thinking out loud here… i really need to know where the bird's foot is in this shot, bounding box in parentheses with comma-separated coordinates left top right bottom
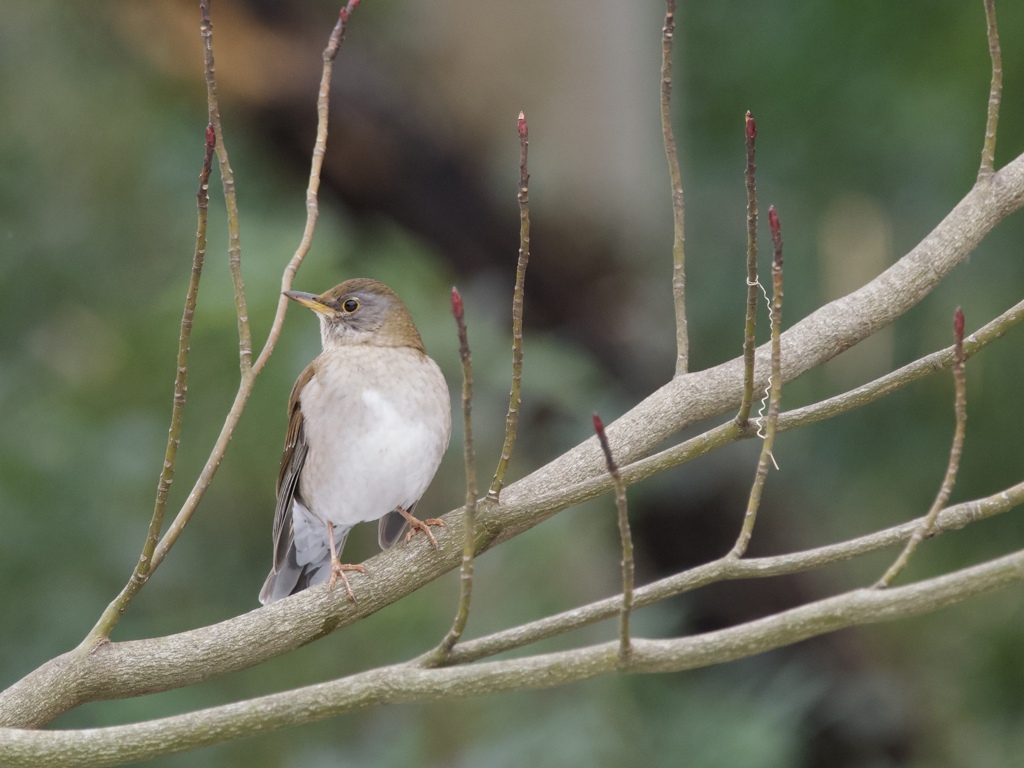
(401, 514, 447, 549)
(328, 560, 367, 602)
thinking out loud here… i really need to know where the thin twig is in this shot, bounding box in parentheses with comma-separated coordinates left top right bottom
(200, 0, 252, 373)
(84, 126, 215, 644)
(877, 308, 968, 587)
(730, 206, 783, 557)
(661, 0, 688, 376)
(593, 413, 634, 665)
(255, 3, 356, 373)
(148, 6, 358, 577)
(151, 124, 215, 568)
(424, 288, 478, 663)
(488, 112, 531, 502)
(978, 0, 1002, 179)
(737, 112, 759, 424)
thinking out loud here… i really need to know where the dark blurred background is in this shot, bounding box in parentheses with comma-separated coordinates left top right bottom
(2, 1, 1024, 766)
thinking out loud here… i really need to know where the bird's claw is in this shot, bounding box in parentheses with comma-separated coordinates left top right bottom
(328, 559, 368, 602)
(403, 517, 447, 549)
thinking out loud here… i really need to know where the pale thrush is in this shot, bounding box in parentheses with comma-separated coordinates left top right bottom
(259, 278, 451, 604)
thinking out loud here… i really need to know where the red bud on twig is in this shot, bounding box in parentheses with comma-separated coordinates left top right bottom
(205, 123, 216, 151)
(745, 111, 756, 142)
(592, 412, 620, 479)
(341, 1, 361, 23)
(451, 286, 464, 320)
(518, 111, 528, 141)
(341, 0, 361, 23)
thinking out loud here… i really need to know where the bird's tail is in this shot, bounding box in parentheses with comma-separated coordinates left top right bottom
(259, 524, 351, 605)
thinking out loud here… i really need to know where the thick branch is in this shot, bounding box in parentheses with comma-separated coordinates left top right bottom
(3, 547, 1024, 767)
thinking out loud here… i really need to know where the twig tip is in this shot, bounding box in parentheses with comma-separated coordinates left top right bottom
(451, 286, 464, 320)
(745, 111, 756, 142)
(592, 411, 620, 478)
(205, 123, 216, 150)
(518, 111, 528, 139)
(341, 0, 361, 23)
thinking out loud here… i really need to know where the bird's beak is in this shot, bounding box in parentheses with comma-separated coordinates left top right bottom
(284, 290, 332, 315)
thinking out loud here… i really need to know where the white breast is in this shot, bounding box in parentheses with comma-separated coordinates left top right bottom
(298, 346, 451, 528)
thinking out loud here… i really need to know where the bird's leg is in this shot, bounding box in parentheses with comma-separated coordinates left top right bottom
(325, 520, 366, 602)
(397, 506, 446, 549)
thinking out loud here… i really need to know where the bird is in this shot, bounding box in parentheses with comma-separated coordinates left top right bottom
(259, 278, 452, 604)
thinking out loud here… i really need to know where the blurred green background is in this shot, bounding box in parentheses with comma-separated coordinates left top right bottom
(2, 1, 1024, 766)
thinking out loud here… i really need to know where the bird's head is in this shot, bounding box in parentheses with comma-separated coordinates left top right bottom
(284, 278, 425, 352)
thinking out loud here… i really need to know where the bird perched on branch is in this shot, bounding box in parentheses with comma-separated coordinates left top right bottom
(259, 278, 451, 604)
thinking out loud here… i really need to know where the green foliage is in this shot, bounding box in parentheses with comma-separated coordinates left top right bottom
(3, 1, 1024, 766)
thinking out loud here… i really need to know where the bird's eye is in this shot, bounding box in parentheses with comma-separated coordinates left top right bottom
(341, 298, 360, 313)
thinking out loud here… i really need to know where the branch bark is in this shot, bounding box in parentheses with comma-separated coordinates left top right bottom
(3, 545, 1023, 767)
(3, 152, 1024, 731)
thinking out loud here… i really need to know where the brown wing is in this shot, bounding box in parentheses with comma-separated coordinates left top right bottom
(270, 362, 315, 574)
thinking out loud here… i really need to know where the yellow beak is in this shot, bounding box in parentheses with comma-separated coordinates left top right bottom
(283, 290, 332, 315)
